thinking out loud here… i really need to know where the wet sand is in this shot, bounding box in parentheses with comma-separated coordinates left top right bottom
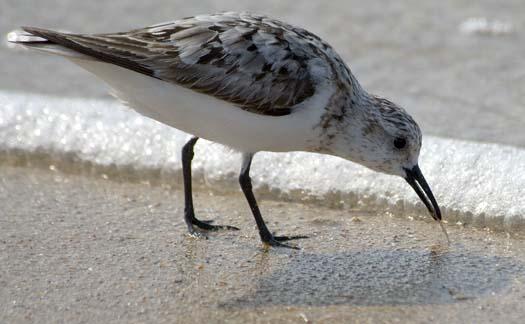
(1, 165, 525, 323)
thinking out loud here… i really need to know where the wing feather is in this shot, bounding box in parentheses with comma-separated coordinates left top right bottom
(20, 12, 332, 116)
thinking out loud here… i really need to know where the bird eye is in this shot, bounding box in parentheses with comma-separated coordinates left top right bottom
(394, 137, 407, 149)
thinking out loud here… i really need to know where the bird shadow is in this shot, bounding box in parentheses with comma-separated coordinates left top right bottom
(222, 246, 524, 308)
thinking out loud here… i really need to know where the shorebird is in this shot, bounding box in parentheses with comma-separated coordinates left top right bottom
(8, 12, 443, 248)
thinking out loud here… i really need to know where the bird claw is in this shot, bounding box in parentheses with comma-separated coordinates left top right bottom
(187, 222, 240, 239)
(273, 235, 309, 241)
(262, 238, 300, 250)
(196, 223, 240, 231)
(261, 233, 308, 249)
(188, 216, 240, 232)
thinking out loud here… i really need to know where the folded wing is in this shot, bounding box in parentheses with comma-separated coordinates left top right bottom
(19, 13, 320, 116)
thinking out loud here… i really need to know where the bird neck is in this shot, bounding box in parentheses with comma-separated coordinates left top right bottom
(313, 86, 377, 162)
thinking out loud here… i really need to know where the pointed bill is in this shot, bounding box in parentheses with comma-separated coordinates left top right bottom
(404, 165, 441, 221)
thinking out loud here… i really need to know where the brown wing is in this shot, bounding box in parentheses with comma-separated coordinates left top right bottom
(23, 12, 323, 116)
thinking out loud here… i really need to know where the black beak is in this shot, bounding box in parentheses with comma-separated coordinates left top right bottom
(404, 165, 441, 221)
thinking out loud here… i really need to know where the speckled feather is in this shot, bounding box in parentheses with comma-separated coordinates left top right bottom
(11, 12, 426, 177)
(8, 12, 444, 230)
(20, 12, 360, 116)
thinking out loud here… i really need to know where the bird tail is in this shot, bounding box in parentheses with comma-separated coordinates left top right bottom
(6, 27, 94, 60)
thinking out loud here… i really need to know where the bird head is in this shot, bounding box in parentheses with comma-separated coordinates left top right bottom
(329, 95, 441, 221)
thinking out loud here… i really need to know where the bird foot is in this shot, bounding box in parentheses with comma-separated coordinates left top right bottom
(261, 234, 309, 249)
(187, 216, 240, 233)
(186, 221, 240, 240)
(273, 235, 309, 241)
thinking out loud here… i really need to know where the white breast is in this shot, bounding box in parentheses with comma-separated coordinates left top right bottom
(70, 58, 333, 153)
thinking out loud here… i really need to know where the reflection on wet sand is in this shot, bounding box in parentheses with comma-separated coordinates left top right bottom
(227, 246, 522, 307)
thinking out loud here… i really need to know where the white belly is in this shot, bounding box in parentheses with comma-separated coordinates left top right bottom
(70, 59, 332, 153)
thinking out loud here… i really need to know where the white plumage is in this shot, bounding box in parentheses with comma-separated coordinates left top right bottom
(7, 12, 446, 247)
(70, 58, 334, 153)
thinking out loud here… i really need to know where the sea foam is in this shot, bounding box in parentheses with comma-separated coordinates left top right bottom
(1, 91, 523, 231)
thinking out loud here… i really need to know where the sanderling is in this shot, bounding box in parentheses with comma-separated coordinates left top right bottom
(8, 12, 444, 248)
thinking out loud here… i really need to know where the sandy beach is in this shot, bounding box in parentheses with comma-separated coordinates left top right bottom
(2, 1, 525, 322)
(1, 165, 525, 323)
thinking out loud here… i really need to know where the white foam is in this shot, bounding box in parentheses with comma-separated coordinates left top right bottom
(1, 91, 524, 231)
(459, 17, 514, 36)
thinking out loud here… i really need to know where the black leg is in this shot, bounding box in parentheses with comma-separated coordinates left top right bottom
(239, 153, 308, 249)
(182, 137, 239, 236)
